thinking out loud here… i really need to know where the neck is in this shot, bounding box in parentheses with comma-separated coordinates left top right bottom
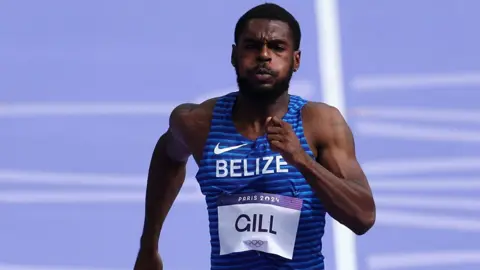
(234, 91, 290, 124)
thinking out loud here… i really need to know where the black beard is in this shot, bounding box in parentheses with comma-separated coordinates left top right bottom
(235, 66, 294, 104)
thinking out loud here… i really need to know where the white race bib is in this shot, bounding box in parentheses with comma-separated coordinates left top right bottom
(217, 192, 303, 260)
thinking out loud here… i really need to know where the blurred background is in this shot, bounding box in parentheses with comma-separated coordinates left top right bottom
(1, 0, 480, 269)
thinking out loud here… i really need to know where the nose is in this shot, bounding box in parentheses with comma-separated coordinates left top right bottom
(256, 44, 272, 62)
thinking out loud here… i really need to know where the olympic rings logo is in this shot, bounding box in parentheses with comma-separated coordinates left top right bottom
(244, 240, 266, 248)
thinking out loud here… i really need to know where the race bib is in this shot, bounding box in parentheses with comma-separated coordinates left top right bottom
(217, 192, 303, 260)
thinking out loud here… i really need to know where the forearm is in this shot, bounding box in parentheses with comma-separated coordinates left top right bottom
(140, 139, 187, 251)
(295, 156, 375, 234)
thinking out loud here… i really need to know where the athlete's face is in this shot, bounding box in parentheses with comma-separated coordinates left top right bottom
(232, 19, 301, 102)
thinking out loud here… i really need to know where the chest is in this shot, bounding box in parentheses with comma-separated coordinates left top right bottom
(206, 139, 293, 174)
(215, 150, 291, 177)
(196, 139, 311, 196)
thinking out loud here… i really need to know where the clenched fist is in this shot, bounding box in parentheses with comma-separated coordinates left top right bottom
(265, 116, 309, 167)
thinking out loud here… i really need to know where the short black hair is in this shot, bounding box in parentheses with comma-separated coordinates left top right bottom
(234, 3, 301, 50)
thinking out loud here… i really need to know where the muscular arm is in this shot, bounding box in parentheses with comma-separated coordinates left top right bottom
(138, 105, 193, 252)
(297, 106, 376, 235)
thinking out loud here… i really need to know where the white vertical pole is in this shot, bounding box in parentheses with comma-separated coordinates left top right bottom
(314, 1, 358, 270)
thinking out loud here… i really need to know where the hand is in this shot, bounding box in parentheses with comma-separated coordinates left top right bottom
(134, 249, 163, 270)
(265, 116, 309, 166)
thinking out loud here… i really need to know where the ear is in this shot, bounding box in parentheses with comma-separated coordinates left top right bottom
(293, 50, 301, 72)
(231, 44, 237, 68)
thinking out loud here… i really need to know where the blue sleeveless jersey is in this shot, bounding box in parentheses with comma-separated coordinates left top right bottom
(195, 92, 326, 269)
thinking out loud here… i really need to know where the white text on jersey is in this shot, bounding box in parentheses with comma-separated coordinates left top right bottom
(216, 156, 289, 178)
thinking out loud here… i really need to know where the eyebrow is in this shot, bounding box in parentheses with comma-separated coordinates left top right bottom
(242, 37, 289, 45)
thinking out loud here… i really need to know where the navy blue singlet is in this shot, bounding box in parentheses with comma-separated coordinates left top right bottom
(195, 92, 326, 269)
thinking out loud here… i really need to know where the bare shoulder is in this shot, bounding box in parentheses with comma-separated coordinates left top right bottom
(302, 101, 349, 145)
(302, 101, 344, 121)
(301, 103, 365, 185)
(169, 97, 218, 161)
(170, 98, 217, 133)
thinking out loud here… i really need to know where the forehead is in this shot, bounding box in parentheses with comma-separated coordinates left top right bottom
(240, 19, 292, 42)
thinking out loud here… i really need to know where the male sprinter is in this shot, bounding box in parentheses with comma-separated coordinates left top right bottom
(134, 3, 375, 270)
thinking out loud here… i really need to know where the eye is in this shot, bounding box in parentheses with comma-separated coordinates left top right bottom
(268, 41, 287, 52)
(273, 45, 285, 52)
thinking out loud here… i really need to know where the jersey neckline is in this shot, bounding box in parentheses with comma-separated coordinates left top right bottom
(224, 92, 295, 144)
